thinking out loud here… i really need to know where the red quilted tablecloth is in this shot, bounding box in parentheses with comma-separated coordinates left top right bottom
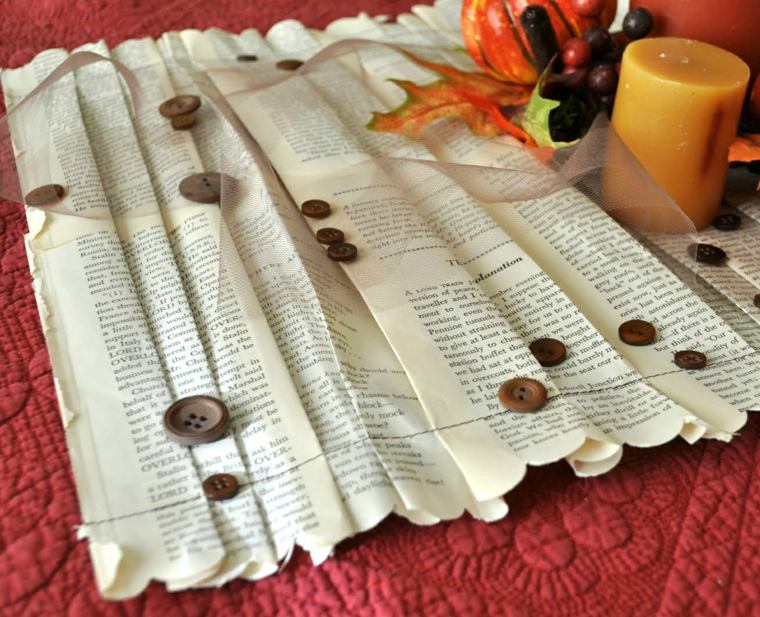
(2, 2, 760, 615)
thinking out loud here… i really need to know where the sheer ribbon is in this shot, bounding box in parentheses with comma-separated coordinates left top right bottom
(0, 40, 714, 304)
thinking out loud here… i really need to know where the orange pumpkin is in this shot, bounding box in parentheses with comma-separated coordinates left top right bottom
(462, 0, 617, 84)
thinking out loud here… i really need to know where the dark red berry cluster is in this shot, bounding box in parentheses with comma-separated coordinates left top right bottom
(556, 4, 654, 114)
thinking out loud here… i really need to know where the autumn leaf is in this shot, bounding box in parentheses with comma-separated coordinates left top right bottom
(367, 52, 533, 143)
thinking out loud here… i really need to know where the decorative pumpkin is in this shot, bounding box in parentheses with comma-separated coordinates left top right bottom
(462, 0, 617, 84)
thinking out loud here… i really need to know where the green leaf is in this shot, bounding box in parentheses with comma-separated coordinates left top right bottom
(518, 69, 579, 149)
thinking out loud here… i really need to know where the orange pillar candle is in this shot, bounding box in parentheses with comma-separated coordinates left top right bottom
(611, 37, 749, 230)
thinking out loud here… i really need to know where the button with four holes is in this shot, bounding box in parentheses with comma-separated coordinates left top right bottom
(163, 395, 230, 446)
(327, 242, 358, 262)
(498, 378, 547, 413)
(687, 243, 727, 265)
(301, 199, 331, 218)
(674, 350, 707, 370)
(202, 473, 239, 501)
(179, 172, 223, 204)
(529, 338, 567, 367)
(618, 319, 656, 346)
(316, 227, 345, 244)
(277, 59, 303, 71)
(712, 213, 741, 231)
(25, 184, 65, 207)
(159, 95, 201, 118)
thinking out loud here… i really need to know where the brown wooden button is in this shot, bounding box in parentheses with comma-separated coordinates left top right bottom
(712, 213, 741, 231)
(327, 242, 358, 262)
(277, 59, 303, 71)
(202, 473, 239, 501)
(179, 172, 222, 203)
(171, 113, 197, 130)
(163, 395, 229, 446)
(687, 243, 727, 265)
(301, 199, 331, 218)
(674, 350, 707, 370)
(529, 338, 567, 367)
(25, 184, 64, 207)
(159, 95, 201, 118)
(315, 227, 344, 244)
(498, 378, 547, 413)
(618, 319, 656, 346)
(755, 293, 760, 309)
(237, 54, 258, 62)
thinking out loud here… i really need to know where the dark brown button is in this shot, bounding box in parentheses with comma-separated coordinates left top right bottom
(277, 59, 303, 71)
(25, 184, 64, 207)
(687, 243, 727, 265)
(755, 293, 760, 309)
(237, 54, 258, 62)
(202, 473, 239, 501)
(301, 199, 331, 218)
(171, 113, 197, 130)
(159, 95, 201, 118)
(529, 338, 567, 367)
(674, 350, 707, 370)
(315, 227, 345, 244)
(163, 395, 230, 446)
(179, 172, 222, 203)
(618, 319, 656, 346)
(327, 242, 358, 262)
(712, 213, 741, 231)
(498, 378, 547, 413)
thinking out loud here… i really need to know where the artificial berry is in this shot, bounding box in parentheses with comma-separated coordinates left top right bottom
(587, 64, 618, 95)
(583, 26, 614, 57)
(562, 37, 593, 67)
(570, 0, 605, 18)
(623, 7, 654, 40)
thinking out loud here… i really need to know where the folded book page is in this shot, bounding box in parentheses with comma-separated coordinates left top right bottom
(2, 49, 230, 597)
(2, 0, 759, 598)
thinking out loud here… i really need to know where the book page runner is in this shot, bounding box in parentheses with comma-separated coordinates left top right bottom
(199, 18, 760, 487)
(1, 52, 228, 597)
(2, 0, 759, 597)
